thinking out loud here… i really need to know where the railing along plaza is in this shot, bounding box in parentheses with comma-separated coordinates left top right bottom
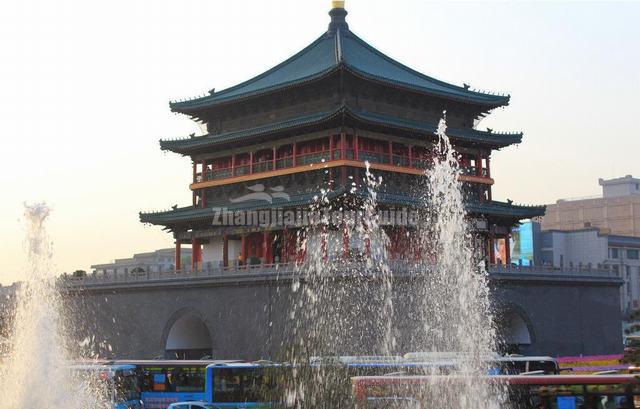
(63, 261, 620, 288)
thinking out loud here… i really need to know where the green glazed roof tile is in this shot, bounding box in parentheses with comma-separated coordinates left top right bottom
(160, 104, 521, 154)
(170, 27, 508, 112)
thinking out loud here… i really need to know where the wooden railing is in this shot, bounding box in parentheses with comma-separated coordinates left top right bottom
(194, 143, 489, 183)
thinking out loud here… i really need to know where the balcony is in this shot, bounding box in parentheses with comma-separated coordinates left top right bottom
(192, 137, 492, 189)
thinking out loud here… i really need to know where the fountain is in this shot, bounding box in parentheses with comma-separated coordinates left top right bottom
(284, 115, 505, 408)
(411, 115, 504, 408)
(0, 203, 107, 408)
(283, 162, 395, 407)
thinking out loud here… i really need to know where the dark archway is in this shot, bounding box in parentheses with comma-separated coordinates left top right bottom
(496, 306, 534, 355)
(164, 311, 213, 360)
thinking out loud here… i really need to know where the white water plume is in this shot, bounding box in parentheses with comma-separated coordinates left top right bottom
(416, 114, 504, 409)
(0, 203, 108, 408)
(285, 165, 395, 407)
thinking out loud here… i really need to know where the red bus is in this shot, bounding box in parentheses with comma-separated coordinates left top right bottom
(352, 375, 640, 409)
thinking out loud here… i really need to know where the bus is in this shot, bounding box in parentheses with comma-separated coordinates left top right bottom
(202, 358, 452, 408)
(488, 355, 559, 375)
(351, 374, 640, 409)
(312, 354, 559, 376)
(196, 356, 559, 407)
(115, 360, 241, 409)
(204, 362, 287, 408)
(402, 352, 559, 375)
(69, 363, 143, 409)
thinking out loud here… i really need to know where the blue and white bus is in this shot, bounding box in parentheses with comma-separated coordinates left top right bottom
(204, 362, 286, 408)
(202, 359, 410, 408)
(115, 360, 241, 409)
(197, 355, 558, 407)
(70, 363, 143, 409)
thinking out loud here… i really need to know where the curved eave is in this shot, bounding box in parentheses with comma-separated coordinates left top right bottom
(160, 108, 343, 155)
(344, 64, 509, 108)
(345, 108, 522, 148)
(374, 193, 545, 220)
(171, 64, 508, 116)
(341, 29, 509, 108)
(160, 105, 521, 155)
(169, 31, 338, 114)
(170, 66, 340, 115)
(467, 201, 547, 220)
(141, 195, 545, 228)
(140, 189, 348, 227)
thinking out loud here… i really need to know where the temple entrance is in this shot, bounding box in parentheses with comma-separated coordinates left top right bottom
(496, 308, 532, 355)
(165, 313, 213, 360)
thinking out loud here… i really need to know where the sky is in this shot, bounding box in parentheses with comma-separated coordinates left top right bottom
(0, 0, 638, 284)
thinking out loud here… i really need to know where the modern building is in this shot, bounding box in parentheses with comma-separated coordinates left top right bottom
(542, 175, 640, 238)
(537, 227, 640, 313)
(91, 248, 192, 275)
(140, 1, 545, 270)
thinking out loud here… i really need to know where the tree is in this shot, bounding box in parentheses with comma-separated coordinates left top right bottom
(72, 270, 87, 278)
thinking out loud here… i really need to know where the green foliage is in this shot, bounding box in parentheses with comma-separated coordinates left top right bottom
(72, 270, 86, 278)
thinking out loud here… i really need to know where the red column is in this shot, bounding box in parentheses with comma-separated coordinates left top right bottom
(192, 162, 197, 206)
(175, 242, 181, 272)
(388, 141, 393, 164)
(354, 135, 359, 160)
(191, 238, 201, 271)
(231, 154, 236, 177)
(489, 234, 496, 264)
(485, 156, 491, 178)
(282, 227, 288, 263)
(504, 234, 511, 265)
(263, 231, 270, 264)
(476, 154, 482, 177)
(329, 135, 333, 161)
(240, 234, 247, 266)
(340, 133, 346, 159)
(223, 235, 229, 268)
(408, 145, 413, 168)
(292, 143, 297, 167)
(272, 146, 277, 170)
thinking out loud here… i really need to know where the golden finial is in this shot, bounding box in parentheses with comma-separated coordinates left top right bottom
(332, 0, 345, 9)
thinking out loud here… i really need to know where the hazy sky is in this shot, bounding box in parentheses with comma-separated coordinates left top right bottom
(1, 0, 638, 284)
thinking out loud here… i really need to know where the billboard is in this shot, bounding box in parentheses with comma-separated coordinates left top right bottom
(511, 221, 534, 266)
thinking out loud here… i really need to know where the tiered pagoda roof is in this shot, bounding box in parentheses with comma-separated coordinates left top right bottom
(161, 104, 522, 155)
(140, 3, 544, 230)
(170, 7, 509, 115)
(140, 187, 545, 229)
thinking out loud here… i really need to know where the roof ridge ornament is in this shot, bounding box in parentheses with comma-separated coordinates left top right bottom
(329, 0, 348, 33)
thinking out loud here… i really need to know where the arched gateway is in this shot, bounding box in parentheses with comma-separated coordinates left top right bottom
(164, 311, 213, 359)
(496, 307, 533, 355)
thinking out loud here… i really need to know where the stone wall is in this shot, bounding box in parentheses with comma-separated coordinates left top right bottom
(61, 272, 623, 360)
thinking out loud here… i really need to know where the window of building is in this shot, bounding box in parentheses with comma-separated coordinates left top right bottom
(628, 249, 640, 260)
(610, 248, 620, 259)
